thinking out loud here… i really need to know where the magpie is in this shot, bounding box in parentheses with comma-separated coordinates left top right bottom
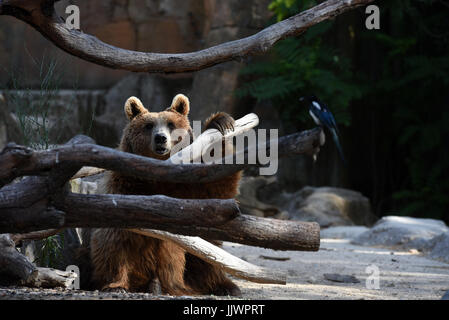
(300, 95, 346, 165)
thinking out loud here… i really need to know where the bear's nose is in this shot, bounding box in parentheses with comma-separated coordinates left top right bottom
(154, 134, 167, 144)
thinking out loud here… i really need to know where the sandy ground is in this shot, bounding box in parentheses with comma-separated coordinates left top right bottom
(1, 237, 448, 300)
(223, 239, 449, 300)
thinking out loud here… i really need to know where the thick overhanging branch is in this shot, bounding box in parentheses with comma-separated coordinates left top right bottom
(0, 0, 374, 73)
(0, 127, 323, 188)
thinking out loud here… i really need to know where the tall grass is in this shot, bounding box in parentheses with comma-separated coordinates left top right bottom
(4, 54, 82, 150)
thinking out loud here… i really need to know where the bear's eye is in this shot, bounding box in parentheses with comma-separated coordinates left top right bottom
(145, 123, 154, 130)
(168, 122, 175, 130)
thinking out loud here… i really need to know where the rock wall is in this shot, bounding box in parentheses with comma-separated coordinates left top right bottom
(0, 0, 273, 147)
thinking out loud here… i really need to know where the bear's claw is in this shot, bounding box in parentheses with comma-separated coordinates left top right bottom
(206, 112, 235, 135)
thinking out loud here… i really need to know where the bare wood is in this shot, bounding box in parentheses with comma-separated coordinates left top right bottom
(10, 228, 61, 245)
(25, 267, 77, 289)
(131, 229, 287, 284)
(0, 234, 37, 285)
(134, 214, 320, 251)
(57, 192, 240, 229)
(0, 135, 95, 233)
(0, 0, 374, 73)
(0, 233, 77, 288)
(168, 113, 259, 164)
(71, 167, 105, 180)
(0, 188, 240, 234)
(0, 127, 323, 187)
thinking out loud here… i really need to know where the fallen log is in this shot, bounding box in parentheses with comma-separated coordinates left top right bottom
(133, 214, 320, 252)
(0, 190, 241, 234)
(57, 193, 240, 229)
(25, 267, 77, 289)
(0, 234, 37, 285)
(131, 229, 287, 284)
(0, 233, 78, 288)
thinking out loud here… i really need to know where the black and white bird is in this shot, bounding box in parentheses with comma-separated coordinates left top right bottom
(300, 95, 346, 165)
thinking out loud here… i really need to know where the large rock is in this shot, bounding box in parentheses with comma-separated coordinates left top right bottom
(282, 186, 377, 227)
(321, 226, 369, 240)
(2, 90, 105, 147)
(236, 176, 288, 219)
(425, 232, 449, 263)
(352, 216, 449, 250)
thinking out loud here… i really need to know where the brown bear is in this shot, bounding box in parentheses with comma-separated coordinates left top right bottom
(90, 94, 241, 296)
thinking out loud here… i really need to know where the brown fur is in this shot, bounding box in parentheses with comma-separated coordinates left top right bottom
(90, 95, 241, 295)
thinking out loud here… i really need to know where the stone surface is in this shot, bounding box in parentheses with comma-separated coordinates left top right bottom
(352, 216, 449, 250)
(425, 232, 449, 264)
(236, 176, 288, 219)
(91, 21, 136, 50)
(323, 273, 360, 284)
(0, 94, 20, 149)
(5, 237, 449, 299)
(1, 90, 105, 147)
(189, 0, 272, 121)
(0, 0, 272, 144)
(280, 186, 377, 227)
(321, 226, 369, 240)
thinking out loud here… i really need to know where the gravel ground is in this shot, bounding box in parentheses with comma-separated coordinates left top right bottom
(1, 237, 448, 300)
(224, 239, 449, 300)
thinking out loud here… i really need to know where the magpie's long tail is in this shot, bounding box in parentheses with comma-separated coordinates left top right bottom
(330, 128, 346, 165)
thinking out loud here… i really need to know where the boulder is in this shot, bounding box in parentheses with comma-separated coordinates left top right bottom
(425, 232, 449, 263)
(283, 186, 377, 227)
(321, 226, 369, 240)
(352, 216, 449, 250)
(236, 176, 288, 219)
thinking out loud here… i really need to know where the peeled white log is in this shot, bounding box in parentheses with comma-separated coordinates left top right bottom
(131, 228, 287, 285)
(168, 113, 259, 164)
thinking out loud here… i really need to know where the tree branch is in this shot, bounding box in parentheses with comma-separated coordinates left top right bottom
(0, 127, 323, 188)
(57, 193, 240, 229)
(131, 229, 287, 284)
(0, 0, 374, 73)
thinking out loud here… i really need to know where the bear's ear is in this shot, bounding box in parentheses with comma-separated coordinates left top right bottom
(168, 94, 190, 116)
(125, 96, 147, 120)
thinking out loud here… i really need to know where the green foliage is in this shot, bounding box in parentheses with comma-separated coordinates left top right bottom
(37, 233, 64, 268)
(236, 0, 362, 129)
(237, 0, 449, 221)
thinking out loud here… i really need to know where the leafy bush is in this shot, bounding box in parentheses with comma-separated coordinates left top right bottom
(236, 0, 363, 129)
(236, 0, 449, 221)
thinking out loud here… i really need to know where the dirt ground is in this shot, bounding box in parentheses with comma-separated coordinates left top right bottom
(1, 237, 448, 300)
(223, 239, 449, 300)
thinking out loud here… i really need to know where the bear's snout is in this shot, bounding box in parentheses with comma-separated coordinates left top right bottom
(154, 133, 167, 144)
(153, 131, 170, 155)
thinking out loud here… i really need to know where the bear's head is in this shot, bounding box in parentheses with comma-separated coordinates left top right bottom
(120, 94, 192, 160)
